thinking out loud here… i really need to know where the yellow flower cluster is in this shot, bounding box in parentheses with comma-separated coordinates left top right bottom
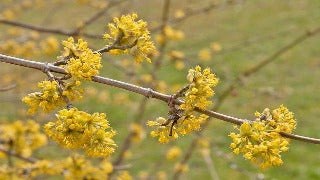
(130, 123, 145, 144)
(0, 120, 47, 158)
(0, 40, 39, 57)
(169, 50, 185, 70)
(182, 66, 219, 112)
(166, 146, 182, 160)
(44, 108, 116, 157)
(13, 160, 62, 178)
(0, 154, 115, 179)
(103, 13, 156, 63)
(61, 37, 102, 80)
(117, 171, 132, 180)
(22, 80, 83, 114)
(229, 105, 296, 168)
(40, 36, 60, 55)
(174, 163, 189, 173)
(148, 117, 178, 143)
(148, 66, 218, 143)
(198, 48, 211, 61)
(147, 114, 209, 143)
(62, 154, 109, 180)
(156, 26, 185, 45)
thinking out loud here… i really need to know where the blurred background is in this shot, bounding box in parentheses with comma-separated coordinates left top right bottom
(0, 0, 319, 179)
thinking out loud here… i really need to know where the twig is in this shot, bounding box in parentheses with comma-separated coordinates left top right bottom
(45, 70, 74, 109)
(0, 83, 16, 92)
(0, 146, 37, 163)
(150, 0, 239, 32)
(71, 0, 128, 35)
(202, 150, 220, 180)
(0, 19, 101, 39)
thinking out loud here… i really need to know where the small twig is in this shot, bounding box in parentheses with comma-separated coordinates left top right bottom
(201, 150, 220, 180)
(96, 32, 138, 54)
(0, 145, 37, 163)
(0, 19, 101, 39)
(71, 0, 128, 35)
(45, 69, 74, 109)
(150, 0, 239, 33)
(0, 83, 16, 92)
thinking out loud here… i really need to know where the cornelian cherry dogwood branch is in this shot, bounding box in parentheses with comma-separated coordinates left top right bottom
(0, 54, 319, 144)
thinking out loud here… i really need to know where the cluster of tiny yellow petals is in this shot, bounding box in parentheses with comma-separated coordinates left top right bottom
(117, 171, 133, 180)
(0, 154, 115, 179)
(198, 48, 211, 61)
(61, 37, 102, 81)
(103, 13, 156, 63)
(182, 65, 219, 112)
(22, 80, 83, 114)
(229, 105, 296, 169)
(147, 117, 178, 143)
(62, 154, 109, 180)
(148, 66, 218, 143)
(130, 123, 145, 144)
(155, 26, 185, 45)
(0, 120, 47, 158)
(174, 163, 189, 173)
(0, 39, 39, 57)
(169, 50, 185, 70)
(44, 108, 116, 157)
(40, 36, 60, 55)
(12, 160, 62, 178)
(147, 114, 209, 143)
(166, 146, 182, 160)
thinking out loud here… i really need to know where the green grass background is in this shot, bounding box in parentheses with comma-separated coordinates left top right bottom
(0, 0, 320, 179)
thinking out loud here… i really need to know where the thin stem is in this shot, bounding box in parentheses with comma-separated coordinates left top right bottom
(150, 0, 239, 32)
(202, 151, 220, 180)
(0, 146, 37, 163)
(0, 19, 101, 39)
(45, 71, 74, 109)
(0, 83, 16, 92)
(71, 0, 127, 34)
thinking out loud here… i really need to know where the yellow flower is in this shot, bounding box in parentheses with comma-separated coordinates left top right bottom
(62, 154, 107, 179)
(104, 13, 156, 63)
(44, 108, 116, 157)
(182, 66, 219, 112)
(169, 50, 185, 60)
(148, 66, 218, 143)
(61, 37, 102, 81)
(229, 105, 296, 168)
(210, 42, 222, 52)
(166, 146, 182, 160)
(22, 80, 83, 114)
(156, 26, 185, 45)
(198, 48, 211, 61)
(117, 171, 132, 180)
(41, 36, 59, 55)
(174, 9, 185, 18)
(0, 120, 47, 158)
(130, 123, 145, 144)
(174, 163, 189, 173)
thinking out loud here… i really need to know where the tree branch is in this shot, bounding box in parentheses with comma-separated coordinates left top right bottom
(0, 54, 318, 145)
(0, 19, 101, 39)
